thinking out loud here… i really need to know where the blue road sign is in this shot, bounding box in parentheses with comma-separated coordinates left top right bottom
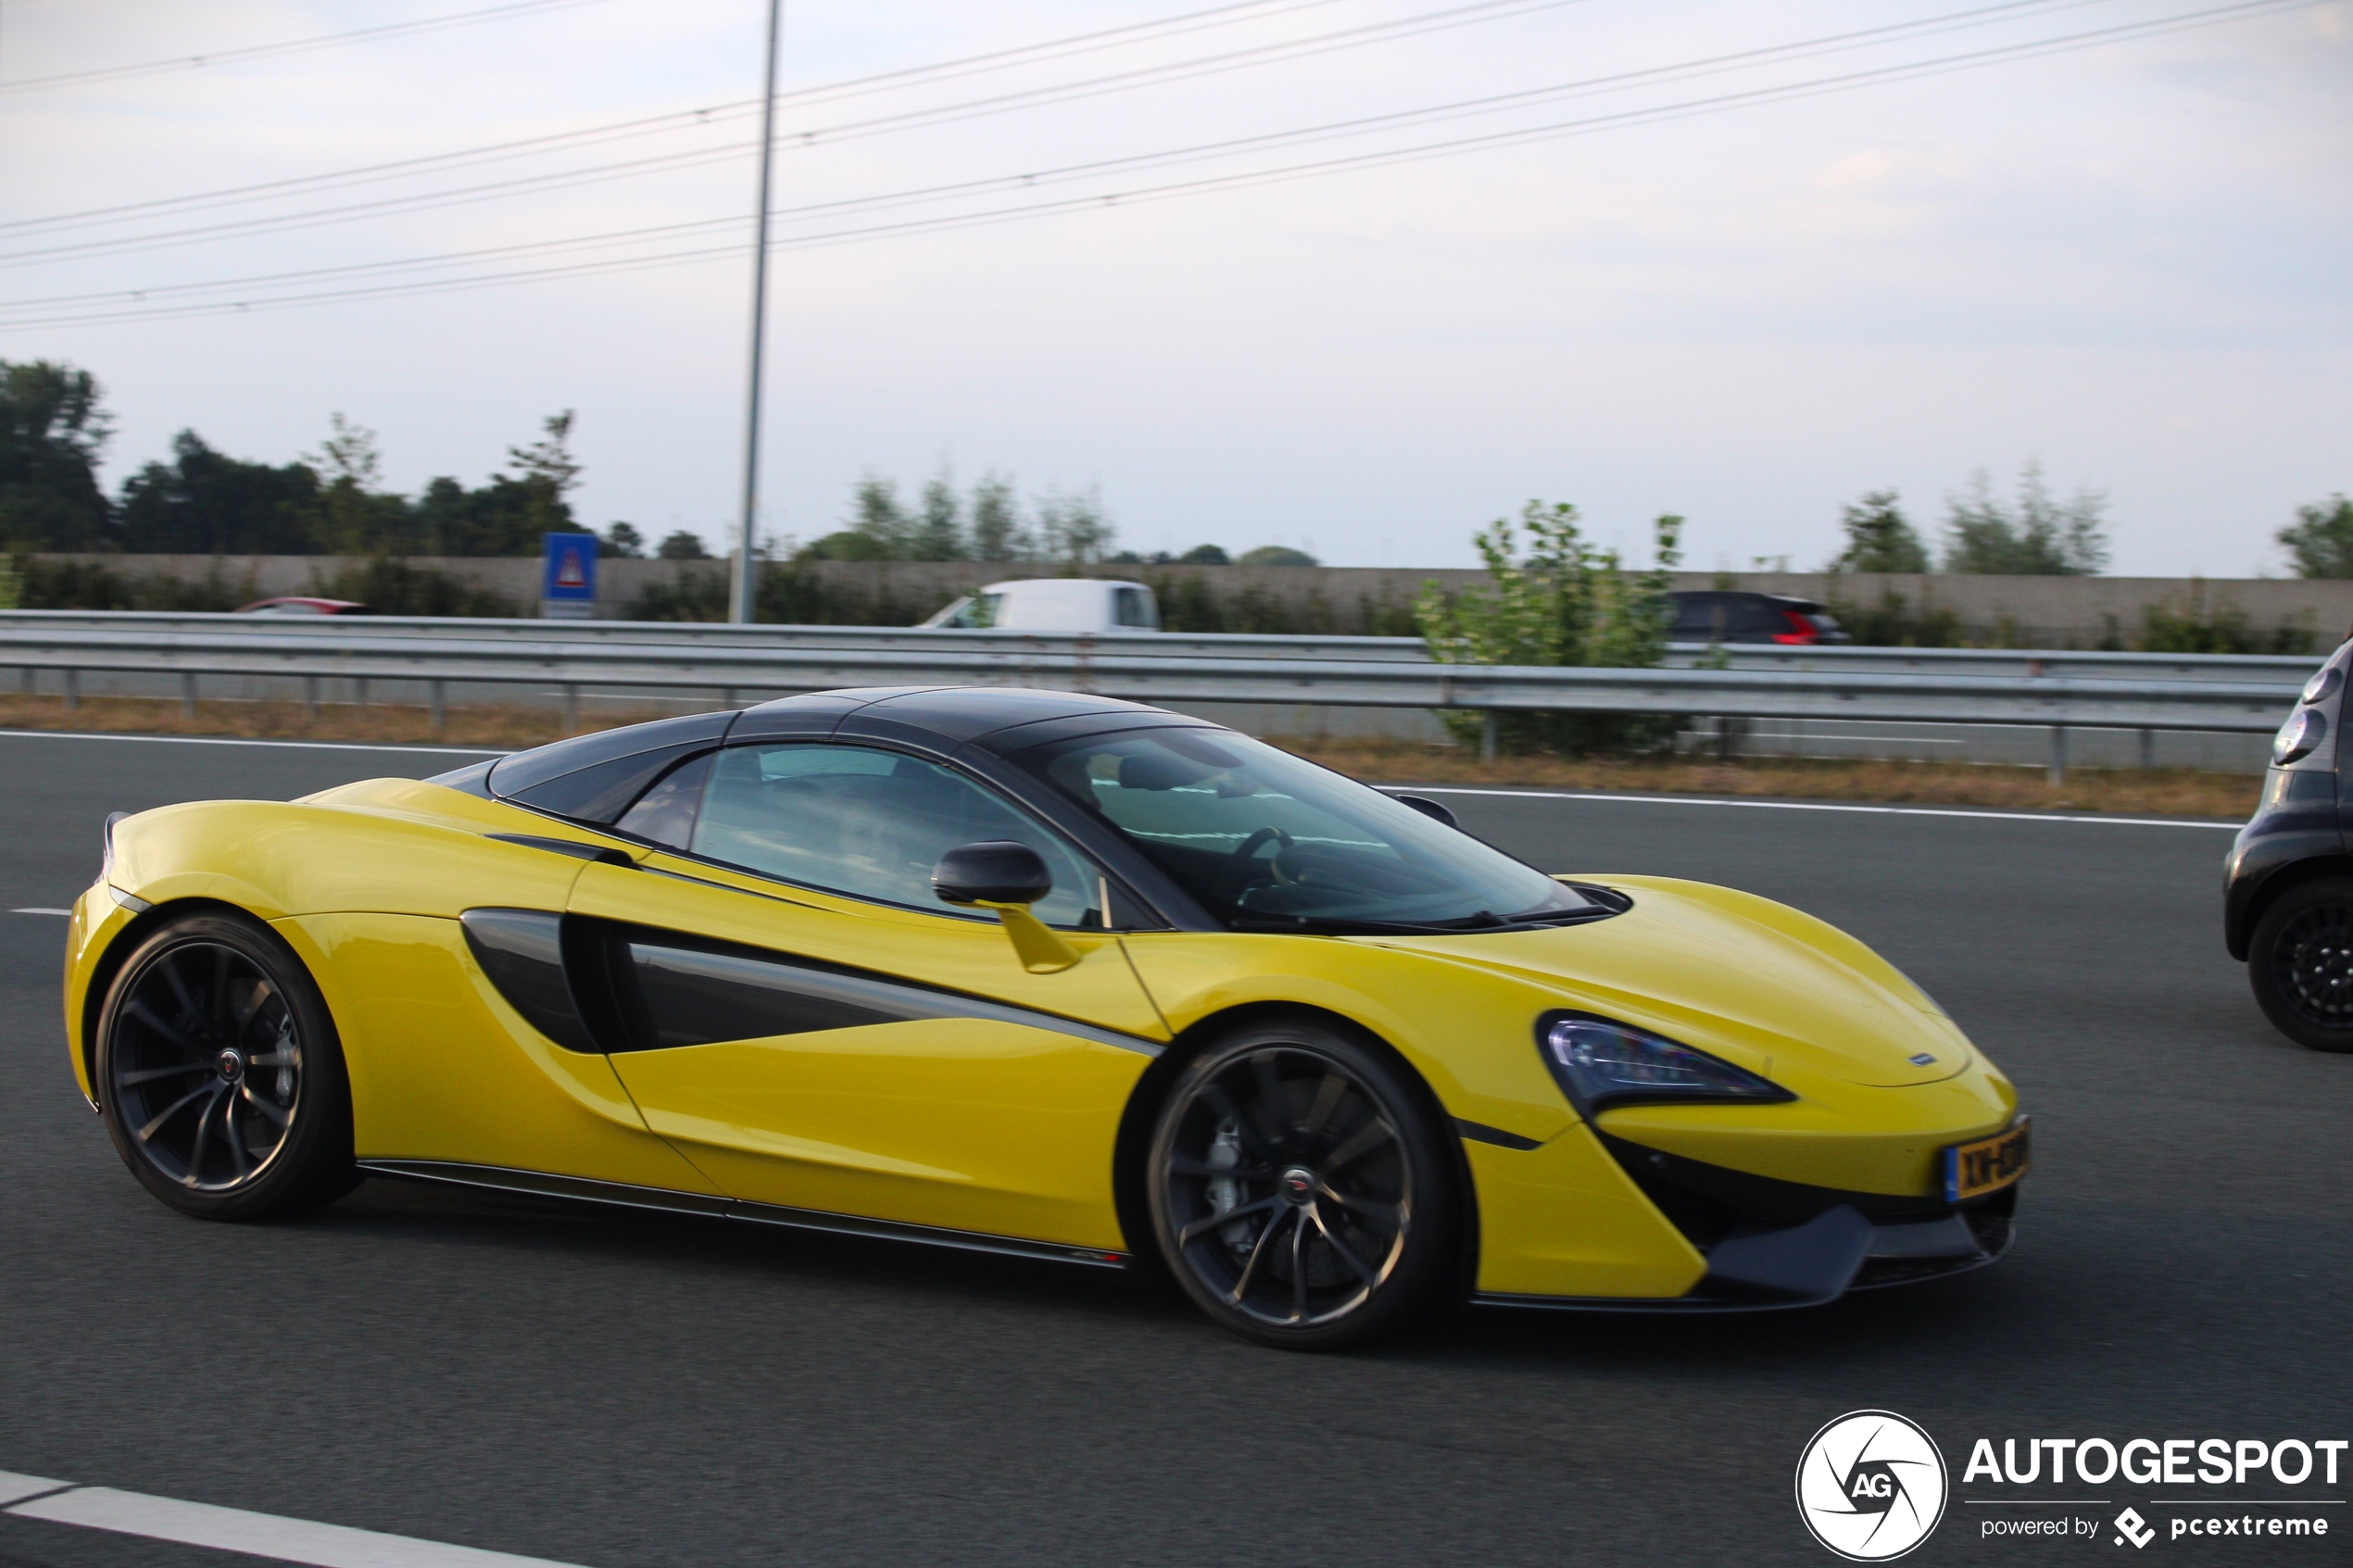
(541, 533, 598, 618)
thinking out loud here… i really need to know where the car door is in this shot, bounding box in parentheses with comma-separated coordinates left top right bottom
(567, 739, 1167, 1253)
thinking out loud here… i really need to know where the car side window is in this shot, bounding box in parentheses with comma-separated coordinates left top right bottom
(1114, 587, 1159, 629)
(935, 593, 1003, 629)
(1672, 596, 1728, 639)
(688, 744, 1098, 926)
(614, 751, 714, 849)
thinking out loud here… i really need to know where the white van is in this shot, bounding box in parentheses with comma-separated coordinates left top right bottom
(921, 578, 1162, 633)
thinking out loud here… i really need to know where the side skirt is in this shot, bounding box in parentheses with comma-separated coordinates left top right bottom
(356, 1159, 1132, 1271)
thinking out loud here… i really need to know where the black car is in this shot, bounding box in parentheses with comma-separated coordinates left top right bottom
(2225, 637, 2353, 1051)
(1667, 591, 1852, 646)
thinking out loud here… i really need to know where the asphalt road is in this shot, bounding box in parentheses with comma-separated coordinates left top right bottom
(1, 730, 2345, 1568)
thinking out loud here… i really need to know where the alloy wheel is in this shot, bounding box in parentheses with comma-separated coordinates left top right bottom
(107, 940, 305, 1193)
(1155, 1046, 1412, 1330)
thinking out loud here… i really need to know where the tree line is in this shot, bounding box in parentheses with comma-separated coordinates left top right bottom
(796, 470, 1318, 569)
(6, 358, 2340, 583)
(1821, 464, 2112, 575)
(0, 358, 1333, 569)
(0, 359, 704, 559)
(1821, 464, 2346, 583)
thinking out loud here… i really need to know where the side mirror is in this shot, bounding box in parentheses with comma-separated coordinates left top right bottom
(933, 841, 1077, 974)
(1393, 794, 1459, 830)
(933, 840, 1054, 907)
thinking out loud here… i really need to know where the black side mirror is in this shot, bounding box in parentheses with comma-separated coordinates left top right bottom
(1392, 795, 1459, 830)
(934, 840, 1054, 907)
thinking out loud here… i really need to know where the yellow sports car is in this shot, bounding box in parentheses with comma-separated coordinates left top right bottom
(63, 687, 2027, 1348)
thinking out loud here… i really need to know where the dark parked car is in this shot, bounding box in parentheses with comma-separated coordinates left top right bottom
(2225, 635, 2353, 1052)
(1667, 591, 1851, 646)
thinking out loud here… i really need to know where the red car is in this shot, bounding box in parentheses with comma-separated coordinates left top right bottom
(233, 597, 374, 616)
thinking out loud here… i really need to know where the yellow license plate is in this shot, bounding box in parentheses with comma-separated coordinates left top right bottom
(1944, 1118, 2030, 1202)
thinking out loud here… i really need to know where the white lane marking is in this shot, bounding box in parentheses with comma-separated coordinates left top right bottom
(0, 1473, 69, 1507)
(10, 908, 70, 916)
(5, 1480, 593, 1568)
(1379, 784, 2244, 830)
(0, 728, 505, 756)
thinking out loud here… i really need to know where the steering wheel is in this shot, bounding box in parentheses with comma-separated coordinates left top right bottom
(1214, 825, 1295, 905)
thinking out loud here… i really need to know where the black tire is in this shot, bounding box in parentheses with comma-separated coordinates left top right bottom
(94, 910, 358, 1219)
(1145, 1017, 1459, 1349)
(2248, 877, 2353, 1053)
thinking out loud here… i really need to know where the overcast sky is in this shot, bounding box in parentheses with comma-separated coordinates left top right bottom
(3, 0, 2346, 573)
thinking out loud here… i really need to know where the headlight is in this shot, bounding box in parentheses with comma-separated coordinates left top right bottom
(1537, 1012, 1793, 1114)
(2301, 665, 2342, 706)
(2273, 708, 2328, 766)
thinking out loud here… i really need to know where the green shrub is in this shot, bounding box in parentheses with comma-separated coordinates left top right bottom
(1820, 585, 1964, 647)
(2141, 589, 2317, 655)
(307, 557, 522, 618)
(13, 555, 252, 610)
(1414, 503, 1681, 756)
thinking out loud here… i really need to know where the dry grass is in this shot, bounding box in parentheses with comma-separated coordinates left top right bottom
(0, 694, 659, 752)
(0, 694, 2259, 820)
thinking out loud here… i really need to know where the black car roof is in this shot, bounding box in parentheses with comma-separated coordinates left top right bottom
(462, 687, 1207, 809)
(741, 685, 1178, 746)
(1668, 589, 1828, 614)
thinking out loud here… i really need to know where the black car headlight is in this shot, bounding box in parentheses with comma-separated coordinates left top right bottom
(1537, 1011, 1794, 1115)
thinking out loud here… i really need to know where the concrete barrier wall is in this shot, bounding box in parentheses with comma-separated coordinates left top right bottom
(19, 555, 2352, 648)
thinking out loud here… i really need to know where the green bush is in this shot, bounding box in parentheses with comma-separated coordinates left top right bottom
(13, 554, 253, 610)
(1819, 585, 1964, 647)
(1415, 502, 1681, 756)
(628, 567, 731, 621)
(1135, 571, 1418, 635)
(2141, 590, 2317, 656)
(306, 558, 522, 618)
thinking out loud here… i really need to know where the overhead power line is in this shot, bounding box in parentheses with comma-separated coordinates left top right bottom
(0, 0, 2108, 269)
(0, 0, 2313, 332)
(0, 0, 2152, 304)
(0, 0, 1591, 253)
(0, 0, 1358, 233)
(0, 0, 622, 94)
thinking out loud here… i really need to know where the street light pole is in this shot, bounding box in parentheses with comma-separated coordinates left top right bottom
(731, 0, 785, 624)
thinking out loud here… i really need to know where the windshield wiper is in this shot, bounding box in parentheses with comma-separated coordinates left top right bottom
(1227, 915, 1474, 936)
(1461, 905, 1617, 929)
(1227, 907, 1613, 936)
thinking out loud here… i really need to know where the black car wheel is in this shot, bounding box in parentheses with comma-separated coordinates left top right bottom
(2248, 877, 2353, 1053)
(95, 911, 357, 1218)
(1145, 1019, 1459, 1349)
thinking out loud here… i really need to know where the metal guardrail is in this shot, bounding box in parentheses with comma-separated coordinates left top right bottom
(0, 623, 2301, 781)
(0, 609, 2325, 684)
(0, 610, 1433, 664)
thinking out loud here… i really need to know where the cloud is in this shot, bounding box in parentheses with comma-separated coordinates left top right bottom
(0, 0, 2344, 574)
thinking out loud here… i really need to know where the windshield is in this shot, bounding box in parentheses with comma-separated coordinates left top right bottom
(1009, 727, 1592, 931)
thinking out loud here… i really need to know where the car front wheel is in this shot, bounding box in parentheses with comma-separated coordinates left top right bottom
(2248, 876, 2353, 1052)
(1145, 1018, 1459, 1349)
(95, 910, 357, 1219)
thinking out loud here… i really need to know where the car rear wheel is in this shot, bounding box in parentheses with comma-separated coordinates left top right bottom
(95, 910, 357, 1219)
(2248, 877, 2353, 1053)
(1145, 1019, 1459, 1349)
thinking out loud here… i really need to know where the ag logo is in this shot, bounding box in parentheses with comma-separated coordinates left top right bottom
(1795, 1410, 1949, 1562)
